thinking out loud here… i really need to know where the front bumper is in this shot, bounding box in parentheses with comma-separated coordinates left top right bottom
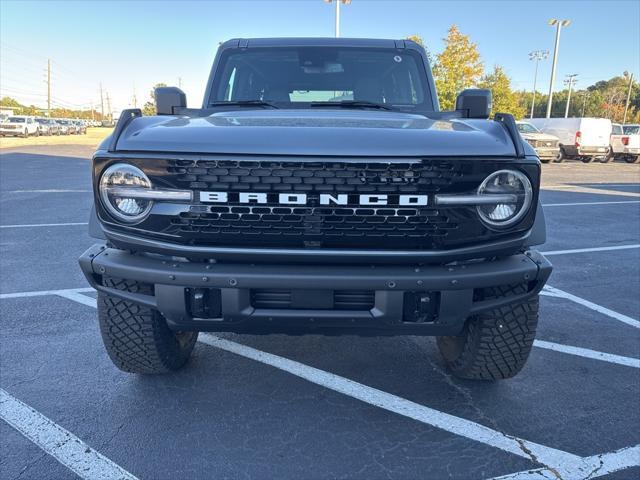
(79, 245, 552, 336)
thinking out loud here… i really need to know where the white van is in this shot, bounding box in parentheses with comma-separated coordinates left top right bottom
(528, 117, 612, 163)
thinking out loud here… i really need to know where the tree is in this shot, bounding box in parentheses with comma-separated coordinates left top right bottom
(432, 25, 483, 110)
(142, 83, 168, 116)
(478, 66, 525, 118)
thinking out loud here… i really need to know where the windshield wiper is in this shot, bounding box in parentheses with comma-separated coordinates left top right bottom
(209, 100, 279, 109)
(310, 100, 393, 111)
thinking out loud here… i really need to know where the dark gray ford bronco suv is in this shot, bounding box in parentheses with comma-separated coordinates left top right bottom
(79, 38, 552, 380)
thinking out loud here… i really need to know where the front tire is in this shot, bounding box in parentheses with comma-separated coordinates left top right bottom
(98, 277, 198, 374)
(436, 285, 538, 380)
(625, 155, 640, 164)
(554, 148, 566, 163)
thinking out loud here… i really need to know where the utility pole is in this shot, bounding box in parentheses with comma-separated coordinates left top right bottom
(581, 91, 590, 117)
(178, 77, 182, 88)
(623, 73, 634, 124)
(546, 19, 571, 118)
(99, 83, 104, 121)
(105, 92, 112, 122)
(46, 59, 51, 117)
(132, 84, 137, 108)
(564, 74, 578, 118)
(324, 0, 351, 38)
(529, 50, 549, 118)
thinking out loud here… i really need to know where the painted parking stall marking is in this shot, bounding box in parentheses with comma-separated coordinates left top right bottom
(0, 389, 139, 480)
(541, 244, 640, 256)
(542, 285, 640, 329)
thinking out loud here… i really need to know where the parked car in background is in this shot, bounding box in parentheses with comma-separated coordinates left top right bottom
(74, 120, 87, 134)
(621, 124, 640, 163)
(516, 121, 560, 163)
(55, 119, 70, 135)
(0, 116, 39, 137)
(57, 119, 77, 134)
(529, 117, 612, 163)
(35, 118, 60, 136)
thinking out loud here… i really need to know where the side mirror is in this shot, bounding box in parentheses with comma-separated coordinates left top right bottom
(155, 87, 186, 115)
(455, 89, 492, 119)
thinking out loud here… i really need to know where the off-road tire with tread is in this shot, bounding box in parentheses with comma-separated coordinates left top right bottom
(436, 285, 538, 380)
(98, 277, 198, 374)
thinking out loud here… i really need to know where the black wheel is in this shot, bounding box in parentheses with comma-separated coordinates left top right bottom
(35, 129, 40, 137)
(601, 150, 614, 163)
(581, 156, 594, 163)
(625, 155, 640, 164)
(554, 148, 566, 163)
(436, 285, 538, 380)
(98, 277, 198, 374)
(22, 129, 28, 138)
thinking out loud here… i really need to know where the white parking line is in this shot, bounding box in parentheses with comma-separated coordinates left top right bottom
(198, 334, 583, 471)
(55, 290, 98, 308)
(533, 340, 640, 369)
(542, 200, 640, 207)
(542, 285, 640, 329)
(4, 189, 91, 193)
(0, 222, 88, 229)
(541, 244, 640, 256)
(0, 287, 94, 299)
(0, 388, 139, 480)
(488, 444, 640, 480)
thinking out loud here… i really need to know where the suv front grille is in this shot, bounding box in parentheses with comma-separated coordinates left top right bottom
(95, 157, 539, 251)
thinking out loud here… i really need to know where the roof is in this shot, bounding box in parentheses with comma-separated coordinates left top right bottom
(221, 37, 411, 48)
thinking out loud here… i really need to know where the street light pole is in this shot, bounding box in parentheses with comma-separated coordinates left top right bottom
(529, 50, 549, 118)
(564, 74, 578, 118)
(324, 0, 351, 38)
(623, 73, 634, 124)
(581, 91, 590, 117)
(546, 19, 571, 118)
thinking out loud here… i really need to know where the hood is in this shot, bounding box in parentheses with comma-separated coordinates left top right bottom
(112, 109, 517, 157)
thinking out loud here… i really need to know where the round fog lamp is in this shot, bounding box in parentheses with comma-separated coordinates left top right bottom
(476, 170, 532, 227)
(99, 163, 152, 222)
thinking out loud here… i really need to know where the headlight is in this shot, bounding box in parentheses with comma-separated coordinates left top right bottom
(476, 169, 533, 228)
(99, 163, 153, 223)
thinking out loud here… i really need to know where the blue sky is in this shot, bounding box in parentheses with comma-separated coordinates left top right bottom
(1, 0, 638, 114)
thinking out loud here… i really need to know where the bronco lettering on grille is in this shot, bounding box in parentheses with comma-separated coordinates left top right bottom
(199, 192, 429, 206)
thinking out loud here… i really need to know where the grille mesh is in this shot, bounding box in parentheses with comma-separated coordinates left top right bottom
(160, 159, 482, 249)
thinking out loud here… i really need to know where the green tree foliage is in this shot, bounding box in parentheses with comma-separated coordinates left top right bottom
(479, 66, 525, 119)
(142, 83, 168, 116)
(515, 73, 639, 122)
(431, 25, 483, 110)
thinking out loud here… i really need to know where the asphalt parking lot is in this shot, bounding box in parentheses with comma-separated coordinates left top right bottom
(1, 145, 639, 480)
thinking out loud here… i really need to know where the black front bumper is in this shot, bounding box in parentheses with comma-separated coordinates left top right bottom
(79, 245, 552, 336)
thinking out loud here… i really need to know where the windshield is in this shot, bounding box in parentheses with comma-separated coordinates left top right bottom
(7, 117, 26, 123)
(623, 125, 639, 135)
(36, 119, 49, 124)
(517, 123, 539, 134)
(210, 46, 432, 112)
